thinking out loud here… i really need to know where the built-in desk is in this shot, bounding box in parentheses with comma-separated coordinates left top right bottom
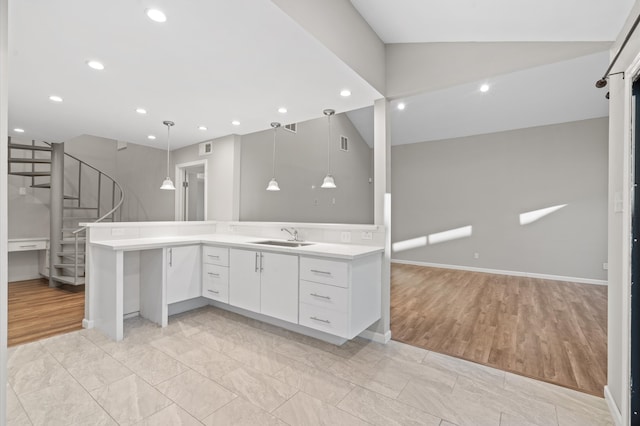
(8, 237, 49, 282)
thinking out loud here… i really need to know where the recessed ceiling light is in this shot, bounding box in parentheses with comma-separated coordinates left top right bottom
(231, 120, 240, 126)
(198, 126, 207, 131)
(146, 8, 167, 23)
(147, 135, 156, 140)
(49, 95, 63, 103)
(86, 60, 104, 70)
(340, 89, 351, 97)
(14, 128, 24, 133)
(136, 108, 147, 114)
(480, 84, 490, 93)
(397, 102, 406, 111)
(278, 107, 287, 114)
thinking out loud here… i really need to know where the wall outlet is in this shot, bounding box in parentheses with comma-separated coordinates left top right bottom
(340, 231, 351, 243)
(603, 262, 608, 270)
(474, 252, 480, 259)
(111, 228, 126, 236)
(332, 197, 336, 205)
(18, 187, 27, 195)
(361, 231, 373, 240)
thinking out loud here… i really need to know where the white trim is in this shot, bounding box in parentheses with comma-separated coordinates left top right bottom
(174, 159, 208, 221)
(82, 318, 94, 329)
(605, 385, 623, 426)
(391, 259, 608, 286)
(358, 329, 391, 344)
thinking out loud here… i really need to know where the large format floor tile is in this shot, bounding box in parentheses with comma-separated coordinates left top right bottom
(7, 306, 615, 426)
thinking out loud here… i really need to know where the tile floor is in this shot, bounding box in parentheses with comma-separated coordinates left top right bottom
(7, 306, 614, 426)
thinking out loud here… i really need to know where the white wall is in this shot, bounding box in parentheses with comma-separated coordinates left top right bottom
(1, 0, 8, 420)
(392, 118, 609, 282)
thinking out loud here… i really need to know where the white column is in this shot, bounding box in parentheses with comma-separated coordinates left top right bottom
(49, 143, 64, 287)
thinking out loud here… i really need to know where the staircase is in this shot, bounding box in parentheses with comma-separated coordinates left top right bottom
(8, 138, 124, 286)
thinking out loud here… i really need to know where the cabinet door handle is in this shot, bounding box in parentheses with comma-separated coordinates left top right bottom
(260, 252, 264, 272)
(208, 272, 220, 277)
(310, 269, 331, 276)
(207, 289, 220, 294)
(19, 244, 38, 248)
(310, 316, 331, 324)
(255, 252, 259, 272)
(208, 254, 220, 259)
(310, 293, 331, 300)
(169, 248, 173, 267)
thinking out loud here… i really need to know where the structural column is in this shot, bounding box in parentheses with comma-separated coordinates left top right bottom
(49, 142, 64, 287)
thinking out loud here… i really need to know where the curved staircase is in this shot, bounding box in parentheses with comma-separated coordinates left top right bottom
(8, 137, 124, 286)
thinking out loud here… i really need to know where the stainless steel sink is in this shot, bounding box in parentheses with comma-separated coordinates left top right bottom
(252, 240, 313, 248)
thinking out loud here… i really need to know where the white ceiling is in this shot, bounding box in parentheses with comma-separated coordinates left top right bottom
(350, 0, 635, 43)
(8, 0, 381, 149)
(348, 51, 610, 146)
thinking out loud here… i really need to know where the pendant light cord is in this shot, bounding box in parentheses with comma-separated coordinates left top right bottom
(271, 127, 277, 178)
(166, 124, 171, 177)
(326, 113, 331, 174)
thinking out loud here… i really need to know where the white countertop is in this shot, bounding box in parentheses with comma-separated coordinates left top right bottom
(90, 233, 383, 260)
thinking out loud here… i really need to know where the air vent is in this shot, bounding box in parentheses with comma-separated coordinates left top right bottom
(199, 141, 213, 156)
(340, 135, 348, 152)
(284, 123, 297, 133)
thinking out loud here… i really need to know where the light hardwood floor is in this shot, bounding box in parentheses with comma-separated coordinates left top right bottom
(8, 278, 85, 347)
(390, 263, 608, 397)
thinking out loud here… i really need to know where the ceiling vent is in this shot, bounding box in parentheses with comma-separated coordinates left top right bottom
(283, 123, 297, 133)
(199, 141, 213, 156)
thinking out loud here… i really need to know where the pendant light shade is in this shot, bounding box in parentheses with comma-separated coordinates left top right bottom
(160, 120, 176, 190)
(266, 122, 281, 191)
(321, 109, 336, 189)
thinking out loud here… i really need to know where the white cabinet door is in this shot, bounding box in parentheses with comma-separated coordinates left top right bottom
(260, 252, 298, 323)
(166, 245, 201, 304)
(229, 249, 261, 312)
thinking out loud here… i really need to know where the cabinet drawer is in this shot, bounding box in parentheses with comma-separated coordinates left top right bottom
(300, 257, 349, 287)
(203, 265, 229, 303)
(299, 303, 348, 337)
(299, 280, 348, 313)
(203, 246, 229, 266)
(8, 239, 47, 252)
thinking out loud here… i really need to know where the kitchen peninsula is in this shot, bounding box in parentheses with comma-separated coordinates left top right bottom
(84, 221, 384, 345)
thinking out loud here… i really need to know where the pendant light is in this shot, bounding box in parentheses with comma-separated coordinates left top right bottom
(266, 122, 281, 191)
(321, 109, 336, 189)
(160, 120, 176, 190)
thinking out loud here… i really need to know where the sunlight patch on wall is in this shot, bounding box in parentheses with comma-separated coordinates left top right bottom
(428, 225, 473, 245)
(519, 204, 567, 226)
(392, 236, 427, 253)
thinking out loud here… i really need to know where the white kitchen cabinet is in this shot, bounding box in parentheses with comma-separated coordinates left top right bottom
(203, 245, 230, 303)
(298, 254, 381, 339)
(229, 248, 298, 323)
(166, 245, 201, 304)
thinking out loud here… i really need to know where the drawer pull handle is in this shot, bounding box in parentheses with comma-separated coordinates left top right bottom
(208, 272, 220, 277)
(310, 269, 332, 276)
(310, 293, 331, 300)
(310, 316, 331, 324)
(207, 289, 220, 294)
(19, 244, 38, 248)
(208, 255, 220, 259)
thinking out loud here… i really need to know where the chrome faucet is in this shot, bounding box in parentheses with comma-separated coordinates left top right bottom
(281, 227, 300, 242)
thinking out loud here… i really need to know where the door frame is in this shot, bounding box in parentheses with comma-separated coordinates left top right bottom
(174, 159, 207, 221)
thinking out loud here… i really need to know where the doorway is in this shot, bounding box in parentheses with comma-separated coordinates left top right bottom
(175, 160, 207, 221)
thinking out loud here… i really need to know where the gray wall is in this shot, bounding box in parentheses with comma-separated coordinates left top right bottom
(391, 117, 608, 281)
(239, 113, 374, 224)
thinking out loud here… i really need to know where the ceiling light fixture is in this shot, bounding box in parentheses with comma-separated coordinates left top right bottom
(340, 89, 351, 97)
(231, 120, 240, 126)
(397, 102, 406, 111)
(321, 109, 337, 189)
(198, 126, 207, 131)
(160, 120, 176, 190)
(480, 84, 490, 93)
(49, 95, 63, 103)
(278, 107, 287, 114)
(136, 108, 147, 114)
(146, 8, 167, 23)
(14, 128, 24, 133)
(86, 60, 104, 70)
(147, 135, 156, 140)
(266, 122, 281, 192)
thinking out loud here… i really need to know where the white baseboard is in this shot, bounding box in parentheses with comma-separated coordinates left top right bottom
(604, 385, 623, 426)
(82, 318, 94, 329)
(359, 329, 391, 344)
(391, 259, 608, 286)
